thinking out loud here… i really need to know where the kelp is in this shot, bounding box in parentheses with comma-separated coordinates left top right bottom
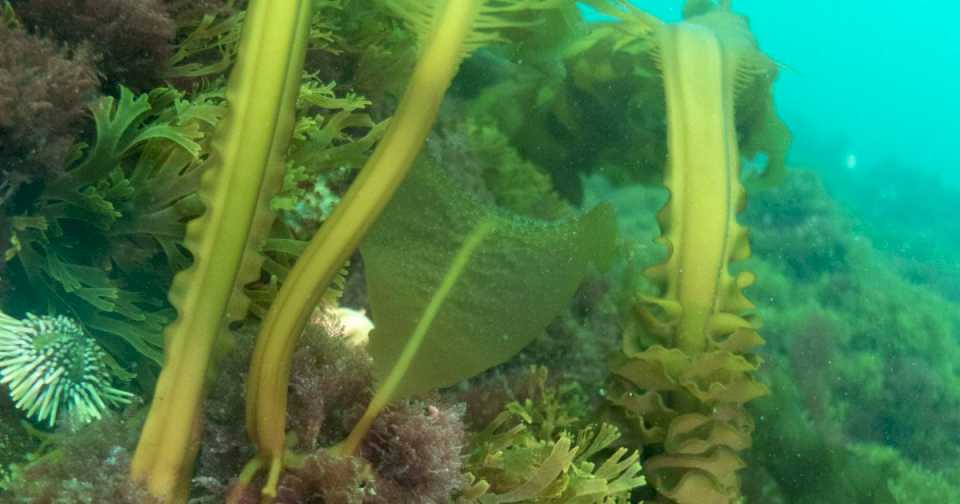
(688, 8, 791, 187)
(583, 2, 776, 503)
(129, 0, 312, 501)
(0, 1, 806, 502)
(242, 1, 575, 497)
(247, 81, 385, 318)
(577, 0, 789, 187)
(428, 116, 572, 220)
(462, 2, 664, 201)
(338, 159, 617, 454)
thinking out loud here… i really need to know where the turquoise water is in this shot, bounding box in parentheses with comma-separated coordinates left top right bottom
(587, 0, 960, 180)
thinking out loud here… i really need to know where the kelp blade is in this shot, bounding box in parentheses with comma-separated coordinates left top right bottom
(361, 161, 617, 399)
(130, 0, 311, 500)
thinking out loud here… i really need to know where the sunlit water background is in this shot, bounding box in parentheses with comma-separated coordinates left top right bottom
(582, 0, 960, 295)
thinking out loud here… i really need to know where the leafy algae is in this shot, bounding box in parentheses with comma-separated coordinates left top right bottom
(1, 1, 958, 503)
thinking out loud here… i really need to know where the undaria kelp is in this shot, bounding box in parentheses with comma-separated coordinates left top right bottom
(338, 159, 617, 454)
(242, 2, 578, 495)
(130, 0, 312, 501)
(582, 2, 783, 503)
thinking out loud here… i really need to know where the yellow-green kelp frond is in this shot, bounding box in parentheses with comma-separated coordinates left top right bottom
(328, 157, 616, 457)
(131, 0, 313, 501)
(582, 0, 790, 185)
(682, 9, 792, 186)
(578, 0, 662, 48)
(384, 0, 570, 57)
(245, 1, 575, 493)
(650, 18, 752, 355)
(606, 5, 771, 504)
(587, 0, 774, 95)
(0, 312, 133, 427)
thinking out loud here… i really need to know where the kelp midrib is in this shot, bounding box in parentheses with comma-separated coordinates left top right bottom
(130, 0, 312, 501)
(606, 8, 768, 502)
(660, 22, 743, 355)
(242, 1, 583, 498)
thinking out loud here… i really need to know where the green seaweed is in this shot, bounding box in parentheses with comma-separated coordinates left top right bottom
(336, 160, 616, 454)
(243, 3, 579, 495)
(12, 2, 960, 504)
(577, 2, 783, 503)
(363, 161, 616, 399)
(461, 368, 646, 503)
(5, 86, 218, 366)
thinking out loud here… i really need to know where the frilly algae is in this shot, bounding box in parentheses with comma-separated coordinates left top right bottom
(462, 368, 645, 502)
(585, 2, 778, 502)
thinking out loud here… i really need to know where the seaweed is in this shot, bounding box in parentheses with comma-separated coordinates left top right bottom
(427, 114, 571, 220)
(161, 0, 245, 83)
(5, 86, 218, 366)
(461, 369, 646, 503)
(0, 412, 153, 503)
(130, 1, 312, 500)
(13, 0, 176, 89)
(338, 160, 616, 454)
(578, 2, 787, 502)
(242, 2, 580, 498)
(0, 21, 99, 191)
(9, 3, 932, 504)
(272, 80, 387, 238)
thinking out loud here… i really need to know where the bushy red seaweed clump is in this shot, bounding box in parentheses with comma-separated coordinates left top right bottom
(362, 400, 466, 504)
(287, 309, 376, 451)
(0, 23, 98, 189)
(12, 0, 176, 88)
(204, 310, 468, 503)
(1, 412, 154, 503)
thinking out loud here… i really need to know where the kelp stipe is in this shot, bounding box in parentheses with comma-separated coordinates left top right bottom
(584, 2, 784, 502)
(626, 15, 768, 502)
(130, 0, 312, 501)
(242, 0, 570, 496)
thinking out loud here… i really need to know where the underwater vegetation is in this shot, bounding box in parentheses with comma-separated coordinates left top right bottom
(822, 159, 960, 303)
(737, 172, 960, 503)
(1, 0, 958, 503)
